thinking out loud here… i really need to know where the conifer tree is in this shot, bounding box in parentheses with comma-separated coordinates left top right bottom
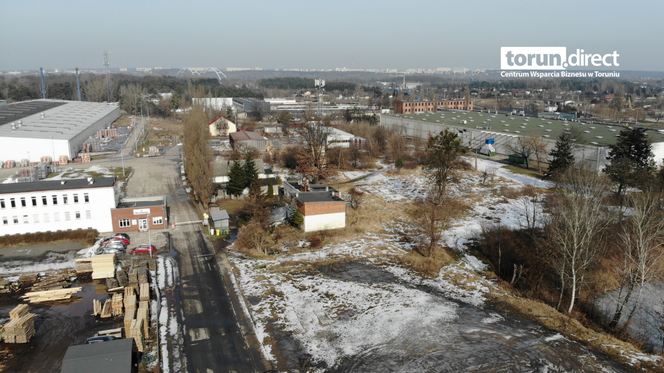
(227, 161, 246, 196)
(548, 132, 575, 177)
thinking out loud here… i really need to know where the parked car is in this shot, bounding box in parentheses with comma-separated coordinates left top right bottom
(110, 233, 130, 241)
(101, 236, 129, 246)
(96, 241, 126, 255)
(85, 336, 116, 344)
(130, 244, 157, 255)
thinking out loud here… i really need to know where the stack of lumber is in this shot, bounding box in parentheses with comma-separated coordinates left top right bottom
(29, 273, 69, 292)
(3, 304, 35, 343)
(91, 254, 116, 279)
(116, 269, 128, 287)
(129, 319, 145, 352)
(139, 283, 150, 302)
(21, 287, 81, 303)
(137, 305, 149, 336)
(124, 308, 136, 333)
(125, 294, 137, 312)
(100, 299, 112, 318)
(137, 267, 148, 284)
(105, 277, 119, 289)
(111, 293, 124, 316)
(93, 299, 102, 316)
(74, 258, 93, 273)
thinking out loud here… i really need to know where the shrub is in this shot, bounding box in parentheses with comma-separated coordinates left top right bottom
(307, 234, 322, 248)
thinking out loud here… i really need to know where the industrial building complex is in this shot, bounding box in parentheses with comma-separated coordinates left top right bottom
(0, 99, 121, 164)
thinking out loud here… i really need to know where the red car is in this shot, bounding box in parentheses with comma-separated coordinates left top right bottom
(130, 244, 157, 254)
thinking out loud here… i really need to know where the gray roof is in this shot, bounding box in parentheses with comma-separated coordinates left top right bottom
(0, 177, 115, 195)
(210, 210, 230, 221)
(296, 192, 344, 203)
(117, 199, 164, 208)
(61, 338, 133, 373)
(230, 131, 267, 142)
(0, 99, 120, 141)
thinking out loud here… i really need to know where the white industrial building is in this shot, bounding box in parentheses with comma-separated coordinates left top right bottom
(0, 177, 119, 236)
(0, 99, 121, 163)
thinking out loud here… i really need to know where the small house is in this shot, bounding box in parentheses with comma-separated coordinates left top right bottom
(208, 115, 237, 137)
(210, 210, 230, 235)
(283, 180, 346, 232)
(229, 131, 269, 151)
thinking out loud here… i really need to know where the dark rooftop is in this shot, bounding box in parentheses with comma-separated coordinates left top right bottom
(0, 100, 66, 126)
(230, 131, 267, 142)
(61, 338, 134, 373)
(296, 192, 344, 203)
(116, 199, 164, 209)
(0, 177, 116, 194)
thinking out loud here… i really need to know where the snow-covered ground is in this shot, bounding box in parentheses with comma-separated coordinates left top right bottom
(229, 158, 662, 371)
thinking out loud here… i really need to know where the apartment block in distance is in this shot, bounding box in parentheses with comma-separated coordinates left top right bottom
(394, 99, 473, 114)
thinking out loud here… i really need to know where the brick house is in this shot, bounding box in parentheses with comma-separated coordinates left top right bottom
(283, 180, 345, 232)
(110, 196, 167, 232)
(394, 99, 474, 114)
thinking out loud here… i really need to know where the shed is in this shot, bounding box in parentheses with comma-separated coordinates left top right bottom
(61, 338, 136, 373)
(229, 131, 269, 151)
(210, 210, 230, 234)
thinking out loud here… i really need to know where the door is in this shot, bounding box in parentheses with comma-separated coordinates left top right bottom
(138, 218, 148, 232)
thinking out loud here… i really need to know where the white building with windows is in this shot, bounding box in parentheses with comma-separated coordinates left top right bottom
(0, 177, 118, 236)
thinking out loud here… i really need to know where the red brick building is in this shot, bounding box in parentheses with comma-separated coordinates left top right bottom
(110, 196, 167, 232)
(283, 180, 346, 232)
(394, 99, 474, 114)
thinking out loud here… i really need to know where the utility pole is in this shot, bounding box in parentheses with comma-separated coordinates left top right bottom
(315, 79, 325, 118)
(103, 51, 111, 102)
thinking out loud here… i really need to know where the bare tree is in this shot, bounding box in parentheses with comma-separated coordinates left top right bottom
(119, 83, 147, 114)
(527, 136, 548, 172)
(609, 191, 664, 329)
(507, 136, 535, 169)
(183, 101, 215, 210)
(296, 123, 335, 182)
(548, 165, 612, 313)
(84, 79, 107, 102)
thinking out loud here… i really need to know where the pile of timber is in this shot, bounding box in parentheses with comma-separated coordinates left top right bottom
(74, 258, 93, 273)
(21, 287, 81, 303)
(116, 269, 128, 287)
(124, 308, 136, 333)
(139, 283, 150, 302)
(3, 304, 36, 343)
(111, 293, 124, 316)
(100, 299, 112, 318)
(93, 299, 102, 316)
(129, 318, 145, 352)
(29, 273, 70, 292)
(105, 277, 119, 289)
(91, 254, 116, 279)
(137, 305, 149, 336)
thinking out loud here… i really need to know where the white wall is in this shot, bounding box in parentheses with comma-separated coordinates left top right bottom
(0, 185, 117, 235)
(0, 137, 70, 164)
(304, 212, 345, 232)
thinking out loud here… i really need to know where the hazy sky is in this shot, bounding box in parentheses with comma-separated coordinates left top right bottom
(1, 0, 663, 72)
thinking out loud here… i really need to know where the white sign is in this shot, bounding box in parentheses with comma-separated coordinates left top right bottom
(500, 47, 619, 70)
(133, 208, 150, 215)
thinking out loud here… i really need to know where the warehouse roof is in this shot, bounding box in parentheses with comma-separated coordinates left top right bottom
(61, 338, 133, 373)
(0, 177, 116, 194)
(384, 112, 664, 147)
(0, 99, 120, 141)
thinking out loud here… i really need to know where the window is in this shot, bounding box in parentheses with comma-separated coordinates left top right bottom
(21, 197, 26, 207)
(153, 216, 163, 225)
(0, 199, 4, 209)
(73, 194, 79, 203)
(63, 194, 68, 205)
(10, 198, 16, 208)
(42, 196, 47, 206)
(85, 210, 91, 219)
(23, 215, 28, 224)
(75, 211, 81, 220)
(119, 219, 131, 228)
(33, 214, 39, 223)
(2, 217, 7, 225)
(13, 216, 18, 224)
(84, 193, 89, 203)
(31, 196, 37, 206)
(52, 195, 58, 205)
(54, 212, 60, 222)
(64, 212, 71, 221)
(43, 213, 50, 223)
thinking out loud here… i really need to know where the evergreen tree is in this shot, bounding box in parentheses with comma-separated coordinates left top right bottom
(244, 151, 259, 189)
(604, 127, 655, 196)
(548, 132, 575, 177)
(395, 157, 405, 169)
(267, 180, 274, 198)
(227, 161, 246, 196)
(289, 205, 304, 229)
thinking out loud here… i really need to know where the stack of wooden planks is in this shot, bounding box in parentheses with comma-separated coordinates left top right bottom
(124, 308, 136, 333)
(3, 304, 35, 343)
(111, 293, 124, 316)
(129, 318, 145, 352)
(91, 254, 116, 279)
(139, 283, 150, 302)
(74, 258, 93, 273)
(29, 273, 70, 292)
(21, 287, 81, 303)
(93, 299, 102, 316)
(137, 305, 149, 336)
(100, 299, 112, 318)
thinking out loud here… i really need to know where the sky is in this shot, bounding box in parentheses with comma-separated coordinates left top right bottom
(1, 0, 663, 72)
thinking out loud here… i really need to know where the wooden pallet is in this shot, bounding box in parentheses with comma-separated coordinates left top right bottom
(21, 287, 82, 303)
(139, 283, 150, 302)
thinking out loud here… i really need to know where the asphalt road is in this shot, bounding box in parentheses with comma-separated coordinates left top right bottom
(170, 197, 265, 373)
